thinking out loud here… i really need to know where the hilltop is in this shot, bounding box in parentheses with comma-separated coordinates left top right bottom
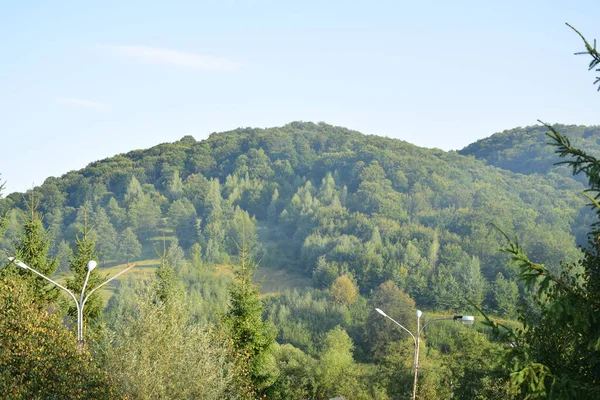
(0, 121, 591, 312)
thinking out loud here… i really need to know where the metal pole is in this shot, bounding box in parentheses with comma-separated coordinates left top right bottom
(8, 257, 135, 348)
(375, 308, 474, 400)
(7, 257, 85, 347)
(79, 268, 92, 347)
(77, 304, 83, 350)
(412, 312, 421, 400)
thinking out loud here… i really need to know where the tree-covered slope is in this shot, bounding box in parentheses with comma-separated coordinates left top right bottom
(0, 122, 588, 313)
(459, 123, 600, 177)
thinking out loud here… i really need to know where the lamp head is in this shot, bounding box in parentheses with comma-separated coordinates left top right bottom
(375, 308, 387, 317)
(8, 257, 29, 270)
(454, 315, 475, 324)
(87, 260, 97, 271)
(416, 310, 422, 318)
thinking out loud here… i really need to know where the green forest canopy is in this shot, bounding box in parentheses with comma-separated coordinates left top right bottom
(0, 121, 594, 314)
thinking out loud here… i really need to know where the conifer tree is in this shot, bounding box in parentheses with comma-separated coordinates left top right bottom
(66, 215, 103, 326)
(11, 192, 58, 304)
(223, 223, 275, 396)
(153, 238, 179, 304)
(481, 25, 600, 398)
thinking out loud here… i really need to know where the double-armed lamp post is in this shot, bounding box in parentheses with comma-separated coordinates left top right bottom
(375, 307, 474, 400)
(7, 256, 134, 348)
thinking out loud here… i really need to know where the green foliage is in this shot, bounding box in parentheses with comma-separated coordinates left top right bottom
(152, 239, 183, 304)
(315, 326, 363, 399)
(330, 274, 358, 306)
(267, 344, 318, 399)
(222, 237, 276, 395)
(101, 285, 237, 399)
(167, 197, 197, 248)
(483, 122, 600, 398)
(366, 281, 416, 362)
(65, 220, 103, 327)
(167, 170, 184, 200)
(125, 176, 161, 240)
(117, 227, 141, 261)
(91, 207, 118, 261)
(106, 197, 127, 231)
(0, 276, 119, 399)
(265, 288, 351, 356)
(9, 193, 58, 304)
(226, 206, 258, 260)
(426, 324, 512, 399)
(567, 23, 600, 90)
(54, 239, 72, 273)
(491, 272, 519, 318)
(1, 118, 589, 314)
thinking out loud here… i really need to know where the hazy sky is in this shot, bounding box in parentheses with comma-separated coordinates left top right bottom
(1, 0, 598, 194)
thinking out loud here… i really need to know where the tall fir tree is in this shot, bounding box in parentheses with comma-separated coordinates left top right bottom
(153, 237, 179, 305)
(65, 215, 103, 328)
(223, 223, 275, 396)
(11, 191, 58, 304)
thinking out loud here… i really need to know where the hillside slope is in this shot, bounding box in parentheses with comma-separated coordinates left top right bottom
(0, 122, 589, 312)
(459, 123, 600, 178)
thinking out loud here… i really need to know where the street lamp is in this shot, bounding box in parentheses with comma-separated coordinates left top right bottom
(375, 308, 474, 400)
(7, 256, 134, 348)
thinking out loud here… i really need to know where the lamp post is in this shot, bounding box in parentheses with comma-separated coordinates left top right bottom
(375, 308, 474, 400)
(7, 256, 134, 348)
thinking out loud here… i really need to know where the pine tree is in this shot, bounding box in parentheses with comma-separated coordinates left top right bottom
(222, 224, 275, 395)
(11, 192, 58, 304)
(65, 215, 103, 327)
(153, 238, 179, 305)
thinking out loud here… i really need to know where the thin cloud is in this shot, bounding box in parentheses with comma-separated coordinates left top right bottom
(110, 45, 241, 71)
(56, 98, 107, 111)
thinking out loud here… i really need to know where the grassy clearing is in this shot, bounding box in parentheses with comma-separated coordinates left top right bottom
(210, 263, 311, 296)
(54, 255, 311, 306)
(255, 266, 311, 295)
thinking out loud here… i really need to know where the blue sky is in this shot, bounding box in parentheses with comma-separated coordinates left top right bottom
(1, 0, 598, 194)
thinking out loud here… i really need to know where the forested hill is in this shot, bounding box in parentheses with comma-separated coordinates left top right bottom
(0, 121, 589, 312)
(459, 124, 600, 178)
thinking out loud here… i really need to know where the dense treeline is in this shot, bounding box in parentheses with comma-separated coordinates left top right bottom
(0, 122, 588, 314)
(460, 124, 600, 178)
